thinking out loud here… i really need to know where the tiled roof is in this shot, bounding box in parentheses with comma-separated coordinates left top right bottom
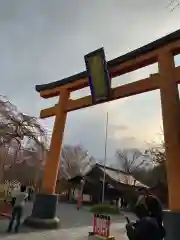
(97, 164, 145, 187)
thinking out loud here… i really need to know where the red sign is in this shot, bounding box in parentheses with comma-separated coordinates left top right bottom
(93, 214, 110, 237)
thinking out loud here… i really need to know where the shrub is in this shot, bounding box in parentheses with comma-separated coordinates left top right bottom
(90, 204, 119, 214)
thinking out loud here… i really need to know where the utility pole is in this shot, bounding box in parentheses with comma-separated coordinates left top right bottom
(102, 112, 109, 204)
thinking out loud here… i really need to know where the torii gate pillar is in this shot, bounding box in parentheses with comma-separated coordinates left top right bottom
(24, 89, 70, 228)
(159, 51, 180, 240)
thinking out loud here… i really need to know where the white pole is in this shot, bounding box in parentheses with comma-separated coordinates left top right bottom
(102, 112, 109, 203)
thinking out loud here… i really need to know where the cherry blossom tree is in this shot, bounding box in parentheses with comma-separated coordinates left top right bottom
(0, 95, 48, 183)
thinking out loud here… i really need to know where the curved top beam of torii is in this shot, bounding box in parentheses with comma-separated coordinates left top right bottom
(36, 28, 180, 118)
(36, 29, 180, 96)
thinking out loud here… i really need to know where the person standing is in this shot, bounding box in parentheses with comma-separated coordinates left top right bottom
(126, 204, 162, 240)
(77, 189, 82, 210)
(27, 187, 33, 201)
(137, 187, 165, 239)
(137, 188, 163, 222)
(7, 185, 28, 233)
(121, 197, 124, 208)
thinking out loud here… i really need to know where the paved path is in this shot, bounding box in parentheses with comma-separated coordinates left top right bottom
(0, 202, 135, 239)
(0, 222, 128, 239)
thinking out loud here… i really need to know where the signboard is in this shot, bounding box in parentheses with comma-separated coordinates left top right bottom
(84, 48, 111, 103)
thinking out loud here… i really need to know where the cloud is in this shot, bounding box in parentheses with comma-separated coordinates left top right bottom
(0, 0, 179, 159)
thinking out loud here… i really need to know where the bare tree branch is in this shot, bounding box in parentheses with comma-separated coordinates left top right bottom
(166, 0, 180, 11)
(116, 148, 143, 174)
(60, 145, 95, 180)
(115, 148, 145, 185)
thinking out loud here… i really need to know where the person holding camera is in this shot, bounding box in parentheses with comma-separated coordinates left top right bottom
(7, 185, 28, 233)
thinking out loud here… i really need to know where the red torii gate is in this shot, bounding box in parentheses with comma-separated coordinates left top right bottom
(25, 29, 180, 239)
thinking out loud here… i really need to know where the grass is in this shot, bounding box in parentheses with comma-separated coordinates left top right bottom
(90, 204, 119, 215)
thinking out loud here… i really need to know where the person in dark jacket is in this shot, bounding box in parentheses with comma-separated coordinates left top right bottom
(137, 187, 165, 239)
(126, 204, 163, 240)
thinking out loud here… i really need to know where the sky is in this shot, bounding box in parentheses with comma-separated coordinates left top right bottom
(0, 0, 180, 161)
